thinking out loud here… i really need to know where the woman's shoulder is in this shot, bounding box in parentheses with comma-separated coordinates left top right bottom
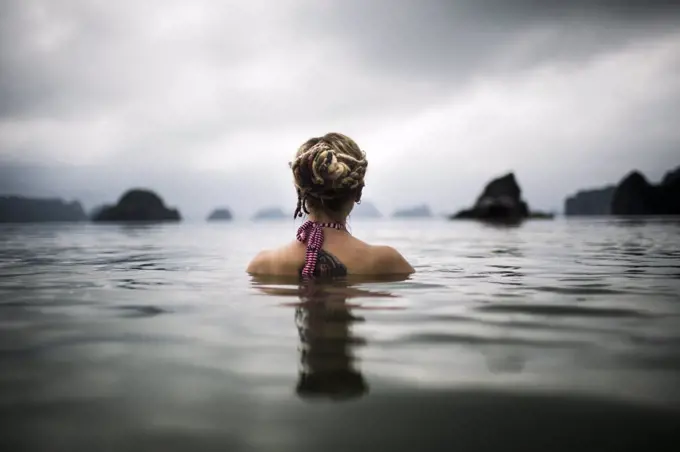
(246, 249, 272, 274)
(332, 236, 414, 275)
(367, 244, 415, 275)
(246, 242, 302, 275)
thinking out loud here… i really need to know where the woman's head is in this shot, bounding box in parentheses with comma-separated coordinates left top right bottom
(290, 132, 367, 220)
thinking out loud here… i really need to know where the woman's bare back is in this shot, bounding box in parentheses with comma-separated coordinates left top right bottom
(247, 229, 414, 277)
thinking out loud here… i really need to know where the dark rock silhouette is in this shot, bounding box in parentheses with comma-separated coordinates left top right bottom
(611, 172, 656, 215)
(351, 200, 382, 218)
(393, 204, 433, 218)
(0, 196, 87, 223)
(661, 167, 680, 186)
(253, 207, 287, 220)
(451, 173, 553, 222)
(88, 204, 107, 220)
(611, 167, 680, 215)
(207, 208, 233, 221)
(92, 189, 181, 222)
(658, 167, 680, 214)
(565, 186, 616, 216)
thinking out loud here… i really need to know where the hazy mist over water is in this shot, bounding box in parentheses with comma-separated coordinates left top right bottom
(1, 218, 679, 450)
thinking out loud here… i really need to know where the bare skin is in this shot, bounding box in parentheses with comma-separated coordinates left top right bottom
(247, 210, 415, 277)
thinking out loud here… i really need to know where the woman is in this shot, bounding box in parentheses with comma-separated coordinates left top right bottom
(247, 132, 414, 278)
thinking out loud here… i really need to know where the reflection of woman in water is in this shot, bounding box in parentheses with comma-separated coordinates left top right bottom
(247, 132, 414, 278)
(294, 282, 368, 400)
(252, 277, 403, 401)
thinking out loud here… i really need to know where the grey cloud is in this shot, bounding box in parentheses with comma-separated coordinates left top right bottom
(0, 1, 286, 119)
(298, 0, 680, 82)
(458, 0, 680, 20)
(4, 0, 678, 123)
(0, 0, 444, 173)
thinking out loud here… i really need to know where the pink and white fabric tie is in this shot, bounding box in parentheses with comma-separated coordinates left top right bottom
(296, 220, 345, 278)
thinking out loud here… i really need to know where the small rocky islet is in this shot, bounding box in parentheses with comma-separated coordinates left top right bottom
(351, 200, 382, 218)
(207, 208, 233, 221)
(0, 196, 87, 223)
(393, 204, 433, 218)
(564, 186, 617, 216)
(450, 172, 553, 223)
(92, 189, 181, 222)
(252, 207, 288, 220)
(565, 165, 680, 216)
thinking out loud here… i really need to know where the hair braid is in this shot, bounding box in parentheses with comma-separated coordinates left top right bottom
(290, 133, 368, 219)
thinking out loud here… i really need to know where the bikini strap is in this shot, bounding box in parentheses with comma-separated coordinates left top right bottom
(296, 220, 345, 278)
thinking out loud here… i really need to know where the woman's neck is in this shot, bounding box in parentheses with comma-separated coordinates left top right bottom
(308, 212, 347, 225)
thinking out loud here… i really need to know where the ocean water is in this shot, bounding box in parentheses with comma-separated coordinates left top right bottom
(1, 218, 679, 451)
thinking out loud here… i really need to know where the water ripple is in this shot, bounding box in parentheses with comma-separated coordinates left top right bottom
(1, 218, 680, 449)
(476, 303, 652, 318)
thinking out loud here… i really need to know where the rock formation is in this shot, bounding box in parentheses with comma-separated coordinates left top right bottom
(451, 172, 553, 222)
(661, 167, 680, 187)
(611, 167, 680, 215)
(564, 186, 616, 216)
(92, 189, 181, 222)
(207, 208, 233, 221)
(393, 204, 433, 218)
(0, 196, 87, 223)
(350, 200, 382, 218)
(88, 204, 107, 220)
(253, 207, 287, 220)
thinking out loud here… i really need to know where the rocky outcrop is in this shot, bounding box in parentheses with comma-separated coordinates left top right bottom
(393, 204, 433, 218)
(351, 200, 382, 218)
(564, 186, 616, 216)
(610, 172, 657, 215)
(451, 172, 553, 222)
(661, 167, 680, 187)
(88, 204, 107, 220)
(207, 208, 233, 221)
(611, 167, 680, 215)
(658, 167, 680, 214)
(0, 196, 87, 223)
(92, 189, 181, 222)
(253, 207, 287, 220)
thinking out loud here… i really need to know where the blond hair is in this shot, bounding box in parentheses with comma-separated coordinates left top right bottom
(290, 132, 368, 219)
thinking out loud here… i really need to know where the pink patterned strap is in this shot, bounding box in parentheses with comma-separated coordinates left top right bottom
(296, 220, 345, 278)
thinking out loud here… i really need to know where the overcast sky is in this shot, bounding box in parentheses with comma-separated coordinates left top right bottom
(1, 0, 679, 218)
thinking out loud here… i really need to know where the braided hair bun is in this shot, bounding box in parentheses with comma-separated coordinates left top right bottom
(291, 133, 367, 219)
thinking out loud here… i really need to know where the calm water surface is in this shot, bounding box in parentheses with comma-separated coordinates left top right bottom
(1, 218, 679, 451)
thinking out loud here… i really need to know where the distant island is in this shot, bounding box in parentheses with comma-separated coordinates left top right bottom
(565, 186, 616, 216)
(207, 208, 233, 221)
(565, 165, 679, 216)
(92, 189, 181, 222)
(0, 196, 87, 223)
(351, 200, 382, 218)
(393, 204, 433, 218)
(611, 167, 680, 215)
(88, 204, 107, 220)
(252, 207, 287, 220)
(450, 172, 553, 223)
